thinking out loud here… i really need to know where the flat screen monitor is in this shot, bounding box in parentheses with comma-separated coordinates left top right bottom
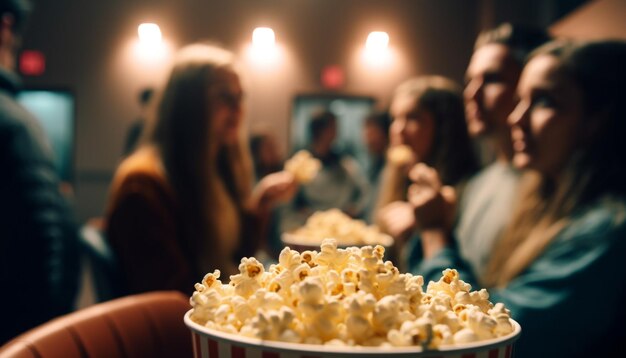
(291, 94, 375, 165)
(17, 89, 75, 182)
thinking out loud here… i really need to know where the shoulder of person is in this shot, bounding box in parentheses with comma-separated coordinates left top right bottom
(559, 196, 626, 244)
(0, 98, 56, 167)
(0, 92, 40, 128)
(110, 149, 170, 201)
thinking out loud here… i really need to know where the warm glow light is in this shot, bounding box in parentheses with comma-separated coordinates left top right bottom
(135, 23, 168, 61)
(362, 31, 392, 67)
(252, 27, 275, 48)
(249, 27, 278, 63)
(366, 31, 389, 51)
(138, 23, 162, 45)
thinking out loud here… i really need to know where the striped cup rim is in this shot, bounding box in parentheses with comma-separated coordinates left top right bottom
(184, 310, 521, 356)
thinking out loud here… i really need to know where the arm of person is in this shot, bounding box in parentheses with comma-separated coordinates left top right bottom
(414, 209, 626, 358)
(411, 232, 475, 284)
(106, 174, 195, 294)
(0, 118, 80, 341)
(244, 171, 298, 257)
(249, 171, 298, 215)
(376, 201, 416, 241)
(408, 163, 457, 231)
(489, 219, 626, 358)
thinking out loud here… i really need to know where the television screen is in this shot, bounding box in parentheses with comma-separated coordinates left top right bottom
(17, 89, 75, 182)
(291, 94, 375, 166)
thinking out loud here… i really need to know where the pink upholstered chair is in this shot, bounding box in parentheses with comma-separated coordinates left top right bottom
(0, 291, 192, 358)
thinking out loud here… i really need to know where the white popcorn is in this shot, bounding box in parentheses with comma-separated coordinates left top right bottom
(285, 209, 393, 247)
(465, 306, 497, 340)
(230, 257, 265, 298)
(240, 307, 295, 341)
(489, 303, 514, 336)
(387, 144, 415, 166)
(432, 324, 454, 347)
(387, 315, 433, 347)
(372, 295, 415, 334)
(454, 328, 479, 344)
(231, 295, 255, 324)
(284, 150, 321, 183)
(426, 268, 464, 299)
(315, 239, 351, 271)
(344, 291, 377, 342)
(325, 338, 350, 346)
(278, 247, 302, 270)
(190, 242, 514, 348)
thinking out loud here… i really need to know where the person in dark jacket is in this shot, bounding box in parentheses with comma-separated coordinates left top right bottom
(0, 0, 80, 344)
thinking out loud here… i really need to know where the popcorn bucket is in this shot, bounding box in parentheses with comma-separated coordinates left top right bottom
(185, 310, 521, 358)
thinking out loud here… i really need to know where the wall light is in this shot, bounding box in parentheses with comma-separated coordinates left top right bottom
(366, 31, 389, 51)
(135, 23, 167, 62)
(363, 31, 392, 67)
(252, 27, 276, 48)
(248, 27, 278, 64)
(138, 23, 162, 45)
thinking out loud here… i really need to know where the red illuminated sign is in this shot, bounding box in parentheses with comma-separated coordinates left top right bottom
(321, 65, 344, 90)
(19, 50, 46, 76)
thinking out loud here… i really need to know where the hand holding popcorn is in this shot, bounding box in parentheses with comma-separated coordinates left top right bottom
(284, 150, 321, 183)
(387, 144, 415, 166)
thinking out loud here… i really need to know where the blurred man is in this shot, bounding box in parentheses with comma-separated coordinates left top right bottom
(0, 0, 79, 343)
(362, 110, 391, 222)
(455, 23, 551, 277)
(280, 110, 370, 232)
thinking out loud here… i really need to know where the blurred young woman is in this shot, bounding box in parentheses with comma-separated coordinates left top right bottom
(409, 40, 626, 358)
(105, 43, 296, 294)
(375, 76, 478, 245)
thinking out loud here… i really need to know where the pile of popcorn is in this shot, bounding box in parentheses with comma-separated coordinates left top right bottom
(287, 209, 393, 247)
(387, 145, 415, 166)
(284, 150, 321, 183)
(190, 239, 514, 348)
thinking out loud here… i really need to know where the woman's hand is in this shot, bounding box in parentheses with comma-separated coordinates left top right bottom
(377, 200, 416, 241)
(251, 171, 298, 213)
(407, 163, 457, 258)
(407, 163, 456, 231)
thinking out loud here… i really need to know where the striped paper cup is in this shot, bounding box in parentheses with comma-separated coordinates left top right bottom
(185, 310, 521, 358)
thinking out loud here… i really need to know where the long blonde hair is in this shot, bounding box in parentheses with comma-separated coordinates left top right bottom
(483, 41, 626, 287)
(144, 43, 253, 276)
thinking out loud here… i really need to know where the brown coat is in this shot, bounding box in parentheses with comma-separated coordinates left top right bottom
(105, 149, 196, 294)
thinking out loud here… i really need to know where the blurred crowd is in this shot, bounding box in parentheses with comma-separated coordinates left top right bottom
(1, 0, 626, 356)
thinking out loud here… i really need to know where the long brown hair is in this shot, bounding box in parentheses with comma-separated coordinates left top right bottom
(483, 40, 626, 287)
(144, 43, 253, 276)
(376, 76, 479, 209)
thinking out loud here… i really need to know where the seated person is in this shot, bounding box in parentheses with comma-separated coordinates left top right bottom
(458, 23, 550, 278)
(374, 76, 478, 267)
(361, 110, 391, 222)
(0, 0, 79, 343)
(279, 110, 370, 233)
(105, 43, 297, 294)
(249, 131, 283, 182)
(409, 40, 626, 358)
